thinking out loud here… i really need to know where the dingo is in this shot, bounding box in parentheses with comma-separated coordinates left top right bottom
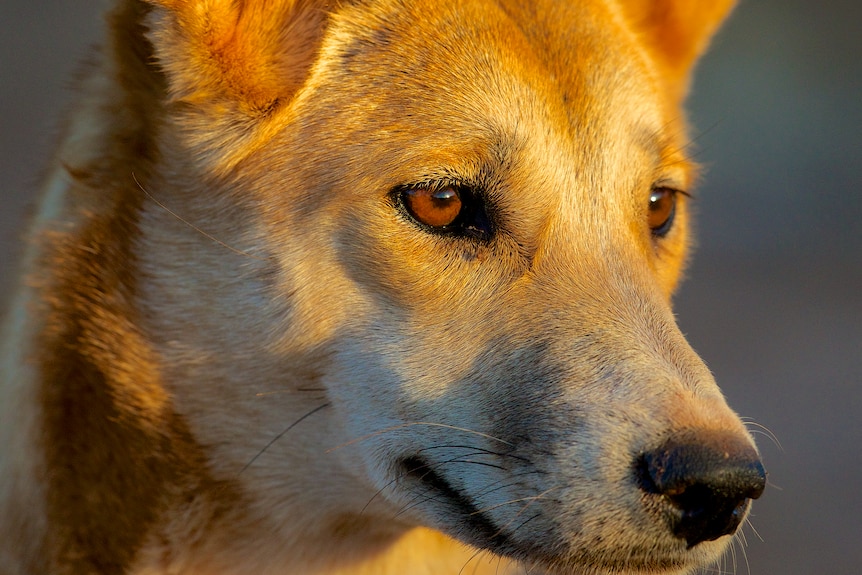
(0, 1, 765, 574)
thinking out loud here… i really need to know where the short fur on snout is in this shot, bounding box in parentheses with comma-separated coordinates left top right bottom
(0, 1, 763, 574)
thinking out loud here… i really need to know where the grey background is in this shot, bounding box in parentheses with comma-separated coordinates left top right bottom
(1, 1, 860, 573)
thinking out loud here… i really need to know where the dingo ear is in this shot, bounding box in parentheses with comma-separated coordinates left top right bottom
(619, 0, 736, 101)
(145, 0, 333, 115)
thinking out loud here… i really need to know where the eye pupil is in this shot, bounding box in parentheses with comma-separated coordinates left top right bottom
(648, 187, 677, 236)
(402, 186, 463, 228)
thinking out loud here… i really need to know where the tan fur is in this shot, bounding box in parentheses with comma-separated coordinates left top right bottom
(0, 1, 761, 574)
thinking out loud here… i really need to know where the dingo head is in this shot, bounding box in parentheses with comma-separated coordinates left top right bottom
(67, 0, 762, 572)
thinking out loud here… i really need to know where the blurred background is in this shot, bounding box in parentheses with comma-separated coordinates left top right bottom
(1, 1, 859, 573)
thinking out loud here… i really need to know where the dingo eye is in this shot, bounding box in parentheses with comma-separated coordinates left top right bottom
(402, 186, 462, 228)
(648, 187, 678, 237)
(399, 185, 492, 241)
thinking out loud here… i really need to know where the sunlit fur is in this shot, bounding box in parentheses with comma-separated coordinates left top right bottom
(0, 1, 753, 574)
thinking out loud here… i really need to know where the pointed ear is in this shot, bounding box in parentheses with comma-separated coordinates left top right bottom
(619, 0, 736, 101)
(145, 0, 333, 115)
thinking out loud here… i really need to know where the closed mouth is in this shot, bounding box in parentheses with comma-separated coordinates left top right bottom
(397, 455, 703, 574)
(398, 455, 520, 554)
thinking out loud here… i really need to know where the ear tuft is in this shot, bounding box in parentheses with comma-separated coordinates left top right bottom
(145, 0, 333, 114)
(619, 0, 736, 101)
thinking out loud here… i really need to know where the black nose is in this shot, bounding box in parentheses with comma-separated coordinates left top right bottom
(637, 430, 766, 548)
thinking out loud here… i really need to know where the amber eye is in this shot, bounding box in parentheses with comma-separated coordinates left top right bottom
(648, 187, 677, 237)
(398, 184, 493, 241)
(401, 186, 463, 228)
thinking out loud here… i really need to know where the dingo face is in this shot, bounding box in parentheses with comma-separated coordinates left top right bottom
(0, 1, 764, 574)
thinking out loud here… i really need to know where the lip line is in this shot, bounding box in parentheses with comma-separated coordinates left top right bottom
(397, 456, 698, 574)
(398, 455, 518, 553)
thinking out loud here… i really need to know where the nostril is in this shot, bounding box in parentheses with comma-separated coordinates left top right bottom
(637, 430, 766, 548)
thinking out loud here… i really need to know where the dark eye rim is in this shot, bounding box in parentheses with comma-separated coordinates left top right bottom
(394, 183, 494, 242)
(648, 186, 688, 239)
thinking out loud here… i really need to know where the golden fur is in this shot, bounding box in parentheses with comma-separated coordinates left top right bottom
(0, 1, 764, 574)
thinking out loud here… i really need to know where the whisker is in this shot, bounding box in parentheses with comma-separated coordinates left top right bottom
(327, 422, 513, 453)
(472, 470, 547, 500)
(362, 450, 491, 513)
(702, 539, 731, 575)
(458, 546, 492, 575)
(488, 486, 559, 538)
(254, 386, 326, 398)
(391, 457, 516, 519)
(741, 532, 749, 549)
(510, 511, 541, 534)
(728, 537, 737, 575)
(362, 445, 536, 517)
(469, 486, 558, 518)
(239, 402, 330, 475)
(415, 443, 529, 463)
(738, 531, 752, 575)
(683, 116, 726, 163)
(133, 172, 270, 262)
(741, 419, 783, 451)
(395, 488, 448, 519)
(363, 454, 495, 516)
(744, 517, 764, 543)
